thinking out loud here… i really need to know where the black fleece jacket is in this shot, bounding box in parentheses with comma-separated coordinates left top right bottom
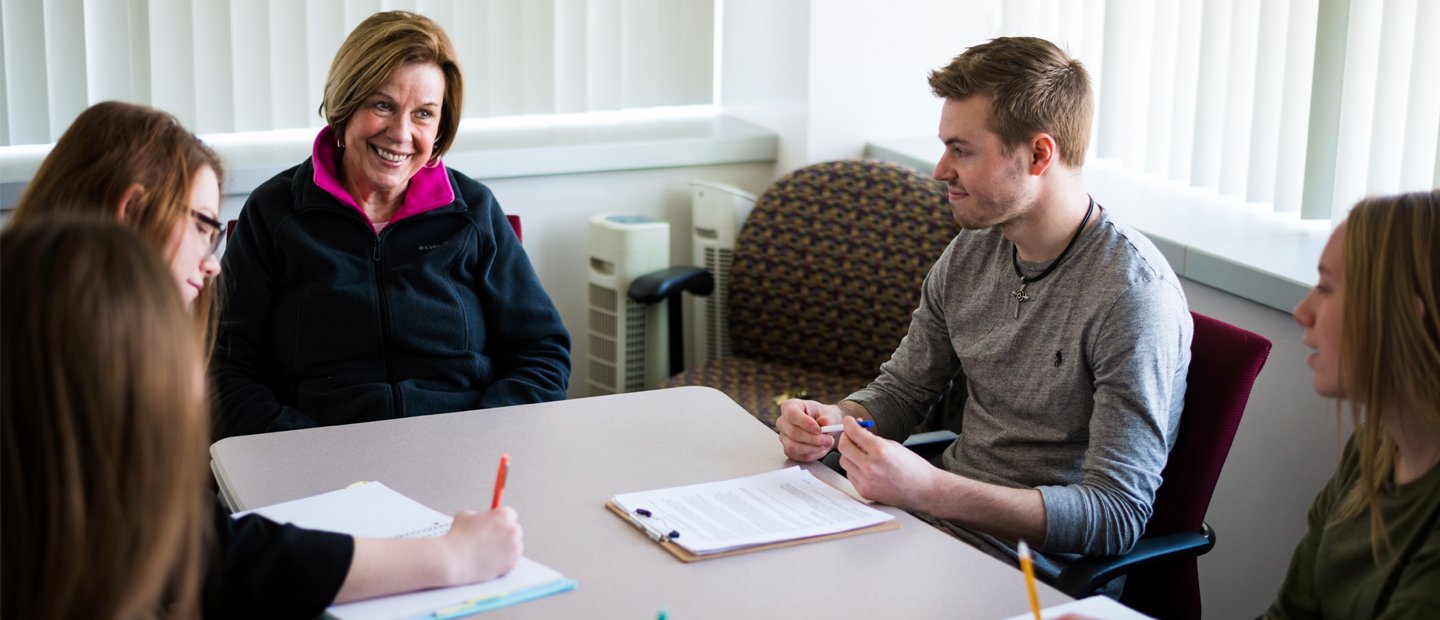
(212, 160, 571, 439)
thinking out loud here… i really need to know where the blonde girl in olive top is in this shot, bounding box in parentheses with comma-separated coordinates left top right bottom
(1267, 190, 1440, 618)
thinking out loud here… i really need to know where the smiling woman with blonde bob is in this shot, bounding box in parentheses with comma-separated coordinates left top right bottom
(213, 11, 570, 439)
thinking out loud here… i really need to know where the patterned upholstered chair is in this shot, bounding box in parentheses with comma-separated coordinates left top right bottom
(636, 159, 958, 427)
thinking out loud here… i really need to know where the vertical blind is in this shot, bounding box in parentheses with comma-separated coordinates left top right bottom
(1000, 0, 1439, 223)
(1, 0, 715, 147)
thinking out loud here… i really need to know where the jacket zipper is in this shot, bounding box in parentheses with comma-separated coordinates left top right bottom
(373, 234, 403, 418)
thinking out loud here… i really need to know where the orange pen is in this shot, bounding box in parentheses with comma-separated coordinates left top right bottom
(491, 453, 509, 510)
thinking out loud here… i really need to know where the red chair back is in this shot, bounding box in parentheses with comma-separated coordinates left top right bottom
(228, 216, 522, 243)
(506, 214, 522, 243)
(1122, 311, 1272, 619)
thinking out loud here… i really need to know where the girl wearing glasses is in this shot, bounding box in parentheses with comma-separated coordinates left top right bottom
(9, 101, 225, 340)
(5, 101, 522, 618)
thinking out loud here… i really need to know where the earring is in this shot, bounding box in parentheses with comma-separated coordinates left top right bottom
(336, 136, 345, 149)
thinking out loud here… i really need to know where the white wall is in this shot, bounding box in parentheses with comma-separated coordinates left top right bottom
(721, 0, 998, 172)
(803, 1, 999, 163)
(718, 0, 812, 174)
(482, 163, 775, 399)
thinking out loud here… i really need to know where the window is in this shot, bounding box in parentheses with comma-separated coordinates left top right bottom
(1, 0, 716, 146)
(1000, 0, 1439, 223)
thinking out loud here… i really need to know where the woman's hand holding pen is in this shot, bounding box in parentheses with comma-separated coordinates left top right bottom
(335, 506, 524, 603)
(776, 399, 845, 462)
(438, 507, 523, 585)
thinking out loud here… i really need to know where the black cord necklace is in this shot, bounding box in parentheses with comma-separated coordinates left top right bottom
(1009, 196, 1096, 318)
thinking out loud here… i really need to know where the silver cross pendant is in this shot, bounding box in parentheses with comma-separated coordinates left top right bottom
(1011, 281, 1031, 318)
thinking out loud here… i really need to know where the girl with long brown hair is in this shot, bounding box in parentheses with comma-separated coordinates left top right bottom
(2, 217, 212, 618)
(1267, 190, 1440, 616)
(8, 100, 225, 346)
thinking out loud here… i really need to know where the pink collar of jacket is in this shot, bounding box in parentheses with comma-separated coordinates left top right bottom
(311, 125, 456, 225)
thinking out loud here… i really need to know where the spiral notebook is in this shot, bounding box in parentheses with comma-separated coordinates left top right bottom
(235, 481, 576, 619)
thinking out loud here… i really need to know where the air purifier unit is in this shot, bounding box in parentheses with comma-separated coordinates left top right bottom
(688, 181, 757, 369)
(587, 214, 671, 396)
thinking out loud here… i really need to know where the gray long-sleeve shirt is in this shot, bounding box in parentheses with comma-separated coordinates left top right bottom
(847, 206, 1191, 562)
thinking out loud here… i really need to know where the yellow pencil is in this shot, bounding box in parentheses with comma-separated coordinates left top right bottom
(1018, 540, 1041, 620)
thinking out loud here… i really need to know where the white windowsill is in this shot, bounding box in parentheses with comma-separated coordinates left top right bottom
(0, 113, 779, 204)
(866, 138, 1329, 313)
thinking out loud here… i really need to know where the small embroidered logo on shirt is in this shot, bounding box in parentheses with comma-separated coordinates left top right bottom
(418, 243, 444, 252)
(1053, 350, 1063, 367)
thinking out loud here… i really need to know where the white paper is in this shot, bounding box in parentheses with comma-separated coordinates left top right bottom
(610, 467, 895, 555)
(821, 473, 877, 504)
(236, 482, 573, 619)
(234, 482, 451, 538)
(999, 595, 1156, 620)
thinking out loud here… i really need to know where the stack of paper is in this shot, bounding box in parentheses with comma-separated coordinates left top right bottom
(609, 467, 898, 560)
(237, 482, 575, 619)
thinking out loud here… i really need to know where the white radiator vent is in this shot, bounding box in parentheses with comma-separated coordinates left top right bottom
(689, 181, 756, 369)
(702, 246, 734, 359)
(624, 302, 648, 391)
(586, 215, 670, 396)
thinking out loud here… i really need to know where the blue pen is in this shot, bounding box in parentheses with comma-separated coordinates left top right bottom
(819, 420, 873, 433)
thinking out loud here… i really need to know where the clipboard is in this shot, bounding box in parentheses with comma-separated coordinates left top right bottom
(605, 500, 901, 562)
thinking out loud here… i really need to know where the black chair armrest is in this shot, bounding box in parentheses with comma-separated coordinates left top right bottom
(1052, 524, 1217, 597)
(626, 266, 716, 376)
(901, 430, 957, 461)
(627, 266, 714, 304)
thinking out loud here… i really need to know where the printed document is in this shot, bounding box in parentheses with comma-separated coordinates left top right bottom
(610, 467, 895, 555)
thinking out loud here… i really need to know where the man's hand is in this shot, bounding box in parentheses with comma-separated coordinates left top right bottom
(836, 416, 940, 510)
(775, 398, 844, 462)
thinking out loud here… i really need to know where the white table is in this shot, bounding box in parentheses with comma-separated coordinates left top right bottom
(211, 386, 1071, 618)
